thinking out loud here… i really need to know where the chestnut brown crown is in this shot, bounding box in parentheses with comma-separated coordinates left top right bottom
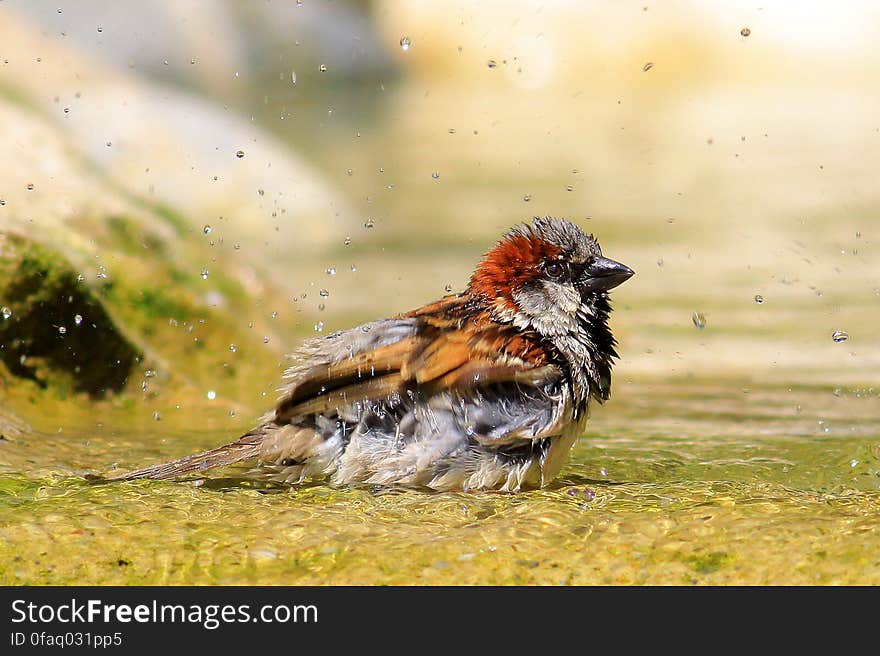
(467, 217, 633, 334)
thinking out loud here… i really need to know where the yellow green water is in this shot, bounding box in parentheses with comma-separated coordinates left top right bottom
(2, 375, 878, 585)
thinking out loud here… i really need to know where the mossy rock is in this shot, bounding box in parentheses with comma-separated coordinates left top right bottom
(0, 232, 141, 396)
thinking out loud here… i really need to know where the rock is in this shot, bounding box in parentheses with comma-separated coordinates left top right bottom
(0, 5, 356, 270)
(0, 92, 297, 406)
(0, 233, 140, 396)
(0, 6, 363, 412)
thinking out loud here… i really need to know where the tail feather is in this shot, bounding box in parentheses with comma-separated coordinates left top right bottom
(101, 424, 271, 481)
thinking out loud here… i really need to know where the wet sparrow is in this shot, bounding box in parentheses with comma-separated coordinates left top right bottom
(106, 217, 633, 491)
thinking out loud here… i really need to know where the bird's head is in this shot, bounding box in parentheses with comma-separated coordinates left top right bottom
(468, 217, 634, 337)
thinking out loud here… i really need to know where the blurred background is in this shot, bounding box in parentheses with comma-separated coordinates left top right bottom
(1, 0, 878, 418)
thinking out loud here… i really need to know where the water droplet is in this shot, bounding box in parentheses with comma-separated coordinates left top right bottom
(523, 194, 532, 202)
(319, 289, 329, 298)
(233, 243, 241, 250)
(740, 27, 751, 37)
(642, 62, 654, 72)
(692, 311, 707, 329)
(364, 218, 375, 229)
(326, 267, 337, 275)
(74, 314, 83, 325)
(399, 36, 412, 51)
(444, 284, 453, 293)
(26, 183, 34, 191)
(0, 199, 5, 205)
(319, 64, 327, 73)
(206, 390, 216, 400)
(153, 411, 162, 421)
(346, 168, 353, 176)
(754, 294, 764, 304)
(263, 336, 270, 344)
(291, 70, 297, 85)
(200, 268, 209, 279)
(565, 185, 573, 192)
(318, 303, 326, 311)
(271, 311, 278, 319)
(229, 344, 237, 353)
(350, 264, 357, 272)
(599, 467, 608, 477)
(63, 106, 70, 114)
(203, 225, 212, 234)
(431, 171, 440, 180)
(343, 236, 352, 246)
(832, 330, 849, 343)
(145, 369, 157, 378)
(850, 458, 859, 468)
(1, 306, 11, 320)
(235, 150, 244, 158)
(314, 321, 325, 332)
(58, 326, 67, 335)
(487, 59, 498, 69)
(229, 410, 237, 417)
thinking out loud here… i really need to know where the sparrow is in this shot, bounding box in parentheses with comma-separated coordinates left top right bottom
(105, 217, 633, 491)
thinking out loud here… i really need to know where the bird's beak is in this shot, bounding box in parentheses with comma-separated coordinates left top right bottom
(578, 257, 635, 293)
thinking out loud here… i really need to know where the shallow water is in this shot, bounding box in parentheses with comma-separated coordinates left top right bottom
(2, 377, 878, 585)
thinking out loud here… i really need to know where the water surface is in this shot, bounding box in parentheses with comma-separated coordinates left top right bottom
(2, 376, 877, 585)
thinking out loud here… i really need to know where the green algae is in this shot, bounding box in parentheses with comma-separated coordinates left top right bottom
(0, 234, 140, 395)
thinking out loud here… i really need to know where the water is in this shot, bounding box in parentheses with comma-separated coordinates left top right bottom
(1, 376, 878, 585)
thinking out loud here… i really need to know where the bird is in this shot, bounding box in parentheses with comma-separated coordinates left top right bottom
(104, 217, 634, 492)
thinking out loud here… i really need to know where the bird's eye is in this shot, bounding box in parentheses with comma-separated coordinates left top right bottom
(545, 261, 564, 278)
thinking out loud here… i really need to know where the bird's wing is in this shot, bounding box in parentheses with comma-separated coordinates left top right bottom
(273, 307, 564, 441)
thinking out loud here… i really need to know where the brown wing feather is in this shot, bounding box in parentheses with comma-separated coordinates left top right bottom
(275, 297, 553, 423)
(401, 294, 465, 321)
(275, 337, 422, 421)
(435, 361, 558, 389)
(399, 331, 471, 383)
(278, 372, 406, 418)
